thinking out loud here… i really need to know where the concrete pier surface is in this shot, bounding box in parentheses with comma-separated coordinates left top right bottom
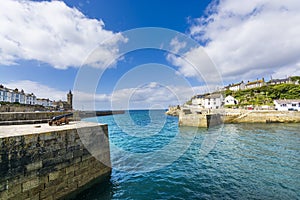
(0, 121, 97, 138)
(0, 121, 111, 200)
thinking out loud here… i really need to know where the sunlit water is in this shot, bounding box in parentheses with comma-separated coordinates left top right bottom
(76, 110, 299, 199)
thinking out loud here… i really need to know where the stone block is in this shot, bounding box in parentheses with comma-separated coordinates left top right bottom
(6, 183, 22, 198)
(65, 165, 75, 175)
(0, 190, 8, 199)
(22, 177, 39, 192)
(24, 135, 38, 145)
(48, 171, 60, 181)
(26, 161, 42, 172)
(28, 183, 44, 197)
(40, 187, 55, 200)
(25, 192, 39, 200)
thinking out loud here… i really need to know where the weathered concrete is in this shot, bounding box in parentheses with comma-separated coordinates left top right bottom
(0, 121, 111, 200)
(179, 112, 222, 128)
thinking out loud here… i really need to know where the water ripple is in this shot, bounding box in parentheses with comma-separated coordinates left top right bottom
(79, 111, 300, 200)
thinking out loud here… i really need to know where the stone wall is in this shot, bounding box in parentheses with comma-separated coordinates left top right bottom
(0, 104, 47, 112)
(224, 110, 300, 123)
(179, 112, 222, 128)
(0, 112, 71, 122)
(0, 122, 111, 200)
(179, 109, 300, 127)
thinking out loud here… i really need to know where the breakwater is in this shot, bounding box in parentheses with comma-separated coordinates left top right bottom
(0, 111, 71, 123)
(0, 121, 111, 199)
(0, 110, 125, 126)
(78, 110, 125, 119)
(224, 110, 300, 123)
(176, 108, 300, 128)
(179, 113, 222, 128)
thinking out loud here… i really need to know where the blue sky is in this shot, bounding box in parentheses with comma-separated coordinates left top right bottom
(1, 0, 300, 110)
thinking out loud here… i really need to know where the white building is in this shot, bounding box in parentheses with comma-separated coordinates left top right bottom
(274, 99, 300, 111)
(25, 93, 36, 105)
(0, 84, 37, 105)
(245, 78, 265, 89)
(191, 95, 205, 108)
(0, 88, 4, 102)
(268, 77, 292, 85)
(225, 81, 245, 91)
(224, 95, 238, 106)
(36, 98, 53, 107)
(204, 93, 224, 109)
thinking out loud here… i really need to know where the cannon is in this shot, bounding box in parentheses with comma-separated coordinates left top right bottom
(48, 113, 73, 126)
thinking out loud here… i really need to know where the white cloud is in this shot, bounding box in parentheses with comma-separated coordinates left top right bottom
(188, 0, 300, 82)
(111, 82, 189, 109)
(0, 0, 126, 69)
(3, 80, 217, 110)
(166, 47, 223, 84)
(169, 37, 187, 54)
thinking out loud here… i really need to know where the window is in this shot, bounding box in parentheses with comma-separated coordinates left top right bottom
(292, 104, 296, 107)
(281, 104, 287, 107)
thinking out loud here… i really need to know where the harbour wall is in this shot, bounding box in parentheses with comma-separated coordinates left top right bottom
(0, 111, 71, 122)
(0, 122, 111, 200)
(178, 109, 300, 128)
(0, 111, 125, 125)
(224, 110, 300, 123)
(178, 112, 222, 128)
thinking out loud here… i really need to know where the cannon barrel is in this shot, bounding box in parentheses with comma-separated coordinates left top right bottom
(49, 113, 73, 126)
(50, 113, 73, 121)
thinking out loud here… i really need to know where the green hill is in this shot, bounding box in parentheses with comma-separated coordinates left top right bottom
(225, 84, 300, 106)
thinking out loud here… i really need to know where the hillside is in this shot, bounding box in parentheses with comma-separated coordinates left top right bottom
(225, 84, 300, 106)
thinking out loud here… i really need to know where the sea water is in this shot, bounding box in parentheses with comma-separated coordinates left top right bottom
(77, 110, 299, 199)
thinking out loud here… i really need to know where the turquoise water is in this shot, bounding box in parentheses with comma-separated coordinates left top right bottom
(78, 110, 300, 199)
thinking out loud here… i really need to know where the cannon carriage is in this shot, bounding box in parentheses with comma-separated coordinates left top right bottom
(48, 113, 73, 126)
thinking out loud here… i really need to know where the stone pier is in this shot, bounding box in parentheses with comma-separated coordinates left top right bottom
(179, 112, 222, 128)
(0, 121, 111, 200)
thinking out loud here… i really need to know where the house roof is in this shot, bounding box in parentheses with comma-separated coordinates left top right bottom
(192, 94, 205, 99)
(205, 93, 223, 99)
(268, 77, 290, 83)
(230, 81, 244, 87)
(225, 95, 236, 99)
(246, 79, 264, 86)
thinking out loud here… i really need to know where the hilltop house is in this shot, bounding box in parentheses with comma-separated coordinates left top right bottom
(225, 81, 245, 91)
(268, 77, 292, 85)
(274, 99, 300, 111)
(245, 78, 265, 89)
(204, 93, 224, 109)
(224, 95, 238, 106)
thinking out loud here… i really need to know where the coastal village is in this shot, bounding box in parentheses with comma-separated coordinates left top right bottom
(1, 0, 299, 199)
(167, 76, 300, 127)
(0, 84, 73, 112)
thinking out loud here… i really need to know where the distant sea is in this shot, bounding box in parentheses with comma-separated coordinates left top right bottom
(77, 110, 299, 199)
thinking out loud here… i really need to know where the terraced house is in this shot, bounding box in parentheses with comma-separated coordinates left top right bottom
(0, 84, 36, 105)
